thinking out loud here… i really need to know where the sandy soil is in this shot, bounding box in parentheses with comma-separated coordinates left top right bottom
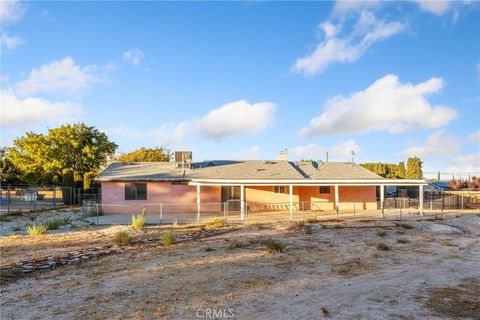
(1, 215, 479, 320)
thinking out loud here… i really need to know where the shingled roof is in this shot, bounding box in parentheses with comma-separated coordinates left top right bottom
(96, 160, 383, 181)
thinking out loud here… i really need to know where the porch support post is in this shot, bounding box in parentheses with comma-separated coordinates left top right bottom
(380, 184, 385, 218)
(196, 184, 201, 221)
(334, 184, 339, 213)
(289, 185, 293, 221)
(419, 184, 424, 216)
(240, 184, 245, 221)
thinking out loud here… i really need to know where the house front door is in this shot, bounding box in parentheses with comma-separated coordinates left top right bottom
(221, 186, 241, 210)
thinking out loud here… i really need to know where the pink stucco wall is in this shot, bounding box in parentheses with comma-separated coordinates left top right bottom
(101, 182, 221, 214)
(100, 182, 377, 214)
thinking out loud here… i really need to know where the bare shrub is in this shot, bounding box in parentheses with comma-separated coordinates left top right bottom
(376, 230, 387, 237)
(376, 242, 390, 251)
(263, 238, 286, 253)
(162, 232, 176, 245)
(112, 230, 132, 245)
(131, 209, 146, 231)
(26, 224, 48, 236)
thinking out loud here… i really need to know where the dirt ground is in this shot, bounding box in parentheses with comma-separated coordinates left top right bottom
(0, 215, 479, 320)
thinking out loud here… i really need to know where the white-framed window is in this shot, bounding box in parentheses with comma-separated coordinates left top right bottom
(274, 186, 285, 194)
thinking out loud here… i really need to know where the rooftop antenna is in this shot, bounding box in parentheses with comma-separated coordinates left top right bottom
(326, 151, 329, 163)
(351, 150, 356, 164)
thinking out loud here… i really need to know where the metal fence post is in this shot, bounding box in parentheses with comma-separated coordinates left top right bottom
(353, 202, 356, 217)
(336, 205, 339, 220)
(461, 195, 464, 212)
(160, 203, 163, 223)
(7, 185, 11, 215)
(53, 186, 57, 210)
(96, 203, 99, 225)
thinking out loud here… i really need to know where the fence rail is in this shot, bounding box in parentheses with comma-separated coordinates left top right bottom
(82, 194, 480, 225)
(0, 185, 101, 214)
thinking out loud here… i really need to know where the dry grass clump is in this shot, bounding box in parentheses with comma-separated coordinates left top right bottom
(162, 232, 176, 245)
(331, 258, 374, 276)
(26, 224, 48, 236)
(396, 222, 413, 229)
(397, 238, 410, 243)
(304, 225, 313, 234)
(228, 241, 246, 250)
(286, 221, 305, 231)
(376, 230, 387, 237)
(202, 218, 229, 230)
(376, 242, 390, 251)
(112, 230, 132, 245)
(263, 238, 286, 253)
(131, 210, 146, 231)
(46, 217, 70, 230)
(307, 217, 318, 223)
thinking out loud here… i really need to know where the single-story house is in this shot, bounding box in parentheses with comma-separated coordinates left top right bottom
(96, 152, 426, 219)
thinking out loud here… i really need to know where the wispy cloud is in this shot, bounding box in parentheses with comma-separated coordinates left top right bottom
(123, 48, 144, 66)
(298, 74, 458, 137)
(1, 32, 24, 49)
(290, 139, 361, 161)
(231, 146, 262, 160)
(415, 0, 452, 15)
(0, 0, 26, 24)
(292, 11, 404, 75)
(399, 130, 461, 157)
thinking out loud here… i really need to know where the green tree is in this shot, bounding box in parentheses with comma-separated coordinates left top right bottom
(0, 148, 22, 184)
(406, 157, 423, 179)
(396, 161, 406, 178)
(116, 147, 171, 162)
(7, 123, 117, 185)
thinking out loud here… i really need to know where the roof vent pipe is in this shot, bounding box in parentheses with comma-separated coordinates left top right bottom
(278, 149, 288, 161)
(326, 151, 329, 163)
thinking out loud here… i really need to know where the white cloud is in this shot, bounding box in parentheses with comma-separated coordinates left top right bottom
(0, 0, 26, 24)
(333, 1, 380, 14)
(0, 90, 79, 129)
(399, 130, 461, 157)
(123, 48, 144, 66)
(415, 0, 452, 15)
(447, 153, 480, 173)
(298, 74, 458, 137)
(106, 122, 189, 146)
(231, 146, 261, 160)
(293, 11, 404, 75)
(195, 100, 277, 141)
(290, 139, 361, 161)
(1, 32, 23, 49)
(150, 122, 189, 145)
(470, 131, 480, 144)
(16, 57, 98, 96)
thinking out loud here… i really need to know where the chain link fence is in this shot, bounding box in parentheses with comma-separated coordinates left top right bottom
(83, 191, 480, 225)
(0, 185, 101, 215)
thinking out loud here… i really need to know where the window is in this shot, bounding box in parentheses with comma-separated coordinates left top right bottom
(274, 186, 285, 194)
(319, 186, 330, 194)
(125, 183, 147, 200)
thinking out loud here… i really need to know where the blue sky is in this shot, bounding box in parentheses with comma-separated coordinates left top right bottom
(1, 0, 479, 178)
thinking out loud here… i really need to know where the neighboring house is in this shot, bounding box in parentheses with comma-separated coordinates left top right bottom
(96, 151, 426, 218)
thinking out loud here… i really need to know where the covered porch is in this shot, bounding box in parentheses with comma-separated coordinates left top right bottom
(190, 179, 426, 221)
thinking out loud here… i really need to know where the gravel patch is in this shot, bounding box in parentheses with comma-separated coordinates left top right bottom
(418, 223, 462, 234)
(0, 209, 90, 236)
